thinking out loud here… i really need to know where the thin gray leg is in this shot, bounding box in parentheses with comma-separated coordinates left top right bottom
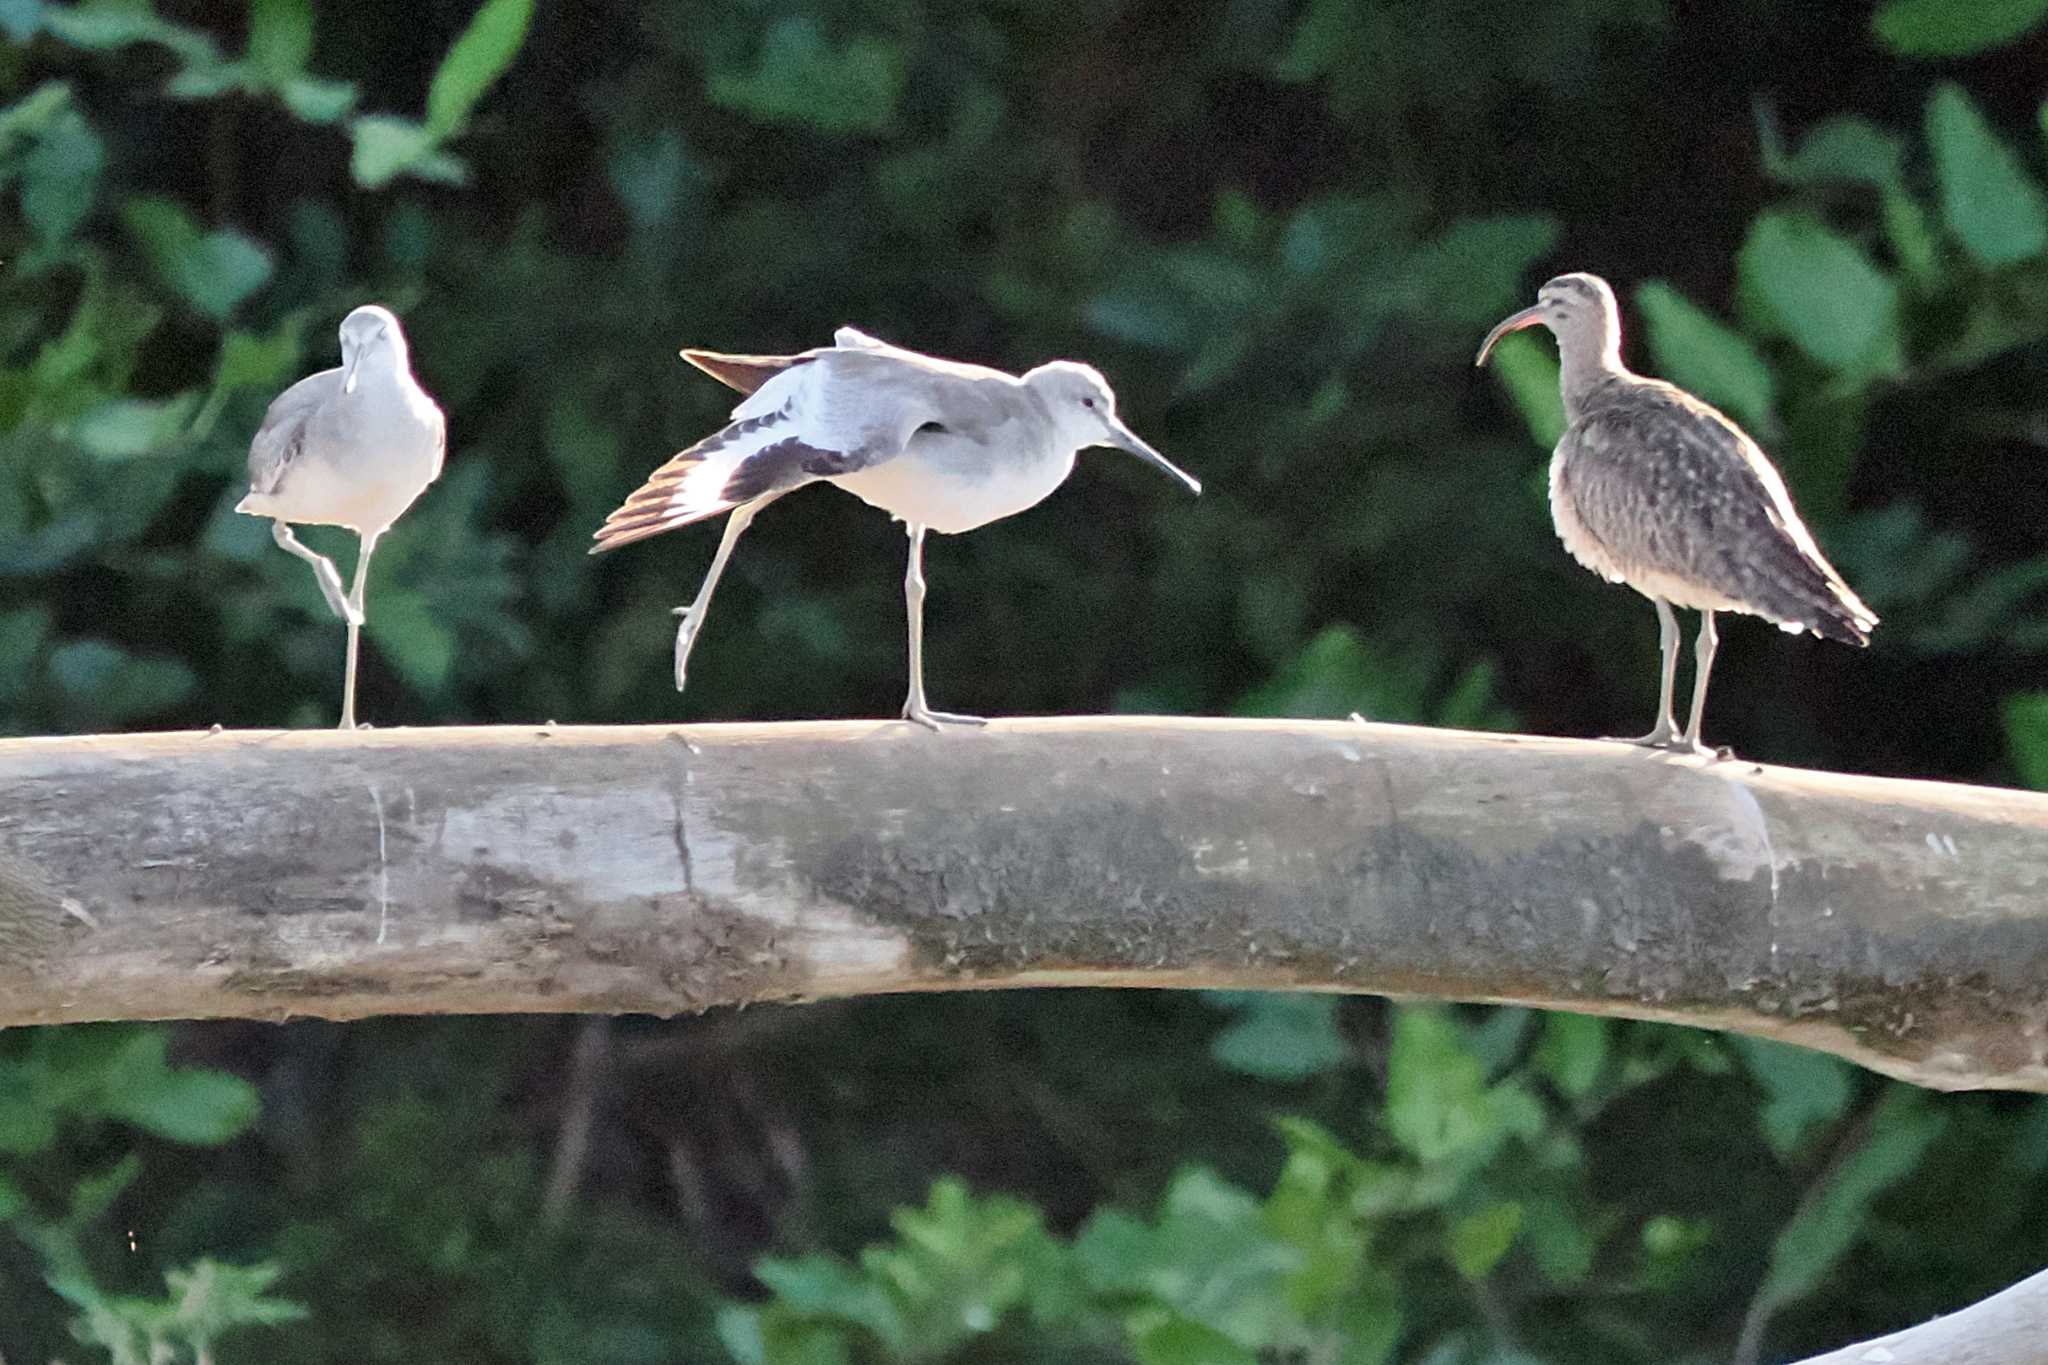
(340, 530, 379, 732)
(1607, 597, 1680, 747)
(272, 520, 360, 626)
(1682, 609, 1719, 755)
(672, 495, 779, 693)
(901, 523, 984, 730)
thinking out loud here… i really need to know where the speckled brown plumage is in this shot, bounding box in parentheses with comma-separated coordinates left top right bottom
(1478, 272, 1876, 756)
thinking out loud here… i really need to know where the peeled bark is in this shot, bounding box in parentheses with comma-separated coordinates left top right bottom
(0, 718, 2045, 1092)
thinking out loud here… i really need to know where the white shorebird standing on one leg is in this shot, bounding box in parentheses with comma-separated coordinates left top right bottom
(590, 327, 1200, 729)
(238, 305, 446, 731)
(1476, 272, 1877, 757)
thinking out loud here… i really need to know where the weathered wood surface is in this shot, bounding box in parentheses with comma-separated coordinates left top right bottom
(2, 718, 2046, 1092)
(1789, 1265, 2048, 1365)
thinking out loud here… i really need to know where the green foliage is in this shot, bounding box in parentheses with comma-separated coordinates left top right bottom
(1873, 0, 2048, 56)
(1926, 83, 2048, 269)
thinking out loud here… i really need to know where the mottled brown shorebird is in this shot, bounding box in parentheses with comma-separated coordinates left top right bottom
(590, 327, 1199, 729)
(1476, 272, 1876, 756)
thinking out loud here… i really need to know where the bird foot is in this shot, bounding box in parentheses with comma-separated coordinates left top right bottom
(1601, 728, 1722, 760)
(901, 703, 988, 732)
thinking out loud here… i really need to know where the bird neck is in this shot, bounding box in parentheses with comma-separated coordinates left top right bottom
(1556, 328, 1626, 421)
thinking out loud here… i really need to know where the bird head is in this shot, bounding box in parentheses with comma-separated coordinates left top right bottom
(339, 304, 404, 395)
(1024, 360, 1201, 494)
(1475, 272, 1623, 370)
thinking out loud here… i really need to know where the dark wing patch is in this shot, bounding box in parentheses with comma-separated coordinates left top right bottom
(720, 437, 862, 503)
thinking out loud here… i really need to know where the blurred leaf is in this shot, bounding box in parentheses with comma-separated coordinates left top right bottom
(72, 392, 199, 458)
(1739, 210, 1902, 377)
(2003, 692, 2048, 789)
(1759, 110, 1904, 189)
(0, 606, 51, 703)
(1754, 1093, 1944, 1313)
(48, 640, 198, 720)
(1732, 1037, 1854, 1156)
(1411, 214, 1561, 327)
(1207, 993, 1348, 1081)
(1132, 1315, 1259, 1365)
(21, 104, 102, 243)
(122, 197, 274, 320)
(0, 0, 40, 41)
(247, 0, 314, 84)
(279, 74, 357, 122)
(1447, 1203, 1522, 1279)
(1636, 281, 1777, 434)
(1533, 1013, 1608, 1100)
(707, 17, 907, 137)
(1873, 0, 2048, 55)
(424, 0, 533, 137)
(1927, 82, 2048, 268)
(40, 3, 219, 64)
(1486, 330, 1566, 448)
(1384, 1008, 1540, 1171)
(365, 588, 460, 695)
(349, 114, 437, 189)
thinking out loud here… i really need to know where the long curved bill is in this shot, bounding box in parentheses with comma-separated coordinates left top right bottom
(1476, 305, 1545, 368)
(1109, 416, 1201, 495)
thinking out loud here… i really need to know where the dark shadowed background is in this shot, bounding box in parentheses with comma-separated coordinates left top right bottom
(5, 0, 2048, 1361)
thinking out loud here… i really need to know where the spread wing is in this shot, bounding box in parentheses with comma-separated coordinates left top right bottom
(243, 368, 340, 497)
(592, 344, 966, 554)
(1561, 380, 1877, 643)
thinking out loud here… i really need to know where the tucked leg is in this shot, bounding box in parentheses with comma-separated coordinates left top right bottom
(1681, 609, 1719, 756)
(339, 530, 380, 732)
(900, 524, 985, 730)
(672, 494, 779, 693)
(271, 520, 361, 627)
(1605, 596, 1680, 747)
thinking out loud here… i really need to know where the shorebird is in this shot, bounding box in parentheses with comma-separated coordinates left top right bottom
(1476, 272, 1876, 756)
(238, 305, 445, 731)
(591, 326, 1200, 728)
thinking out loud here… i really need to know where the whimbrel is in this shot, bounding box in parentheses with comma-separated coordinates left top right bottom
(238, 305, 446, 731)
(1477, 273, 1876, 756)
(591, 326, 1200, 729)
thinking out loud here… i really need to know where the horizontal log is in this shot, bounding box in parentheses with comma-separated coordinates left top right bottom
(1, 718, 2045, 1092)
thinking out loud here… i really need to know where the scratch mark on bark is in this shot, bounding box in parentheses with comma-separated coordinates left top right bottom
(370, 783, 391, 945)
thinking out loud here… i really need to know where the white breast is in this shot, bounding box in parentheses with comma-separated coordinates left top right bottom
(830, 434, 1075, 534)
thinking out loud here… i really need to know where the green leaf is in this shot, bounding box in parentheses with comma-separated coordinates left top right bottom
(0, 1088, 59, 1155)
(1927, 82, 2048, 268)
(0, 1171, 22, 1219)
(1533, 1013, 1609, 1100)
(1485, 329, 1566, 448)
(1760, 112, 1905, 189)
(122, 197, 274, 320)
(707, 16, 908, 137)
(349, 115, 438, 189)
(72, 393, 200, 458)
(1410, 214, 1562, 327)
(22, 107, 104, 244)
(247, 0, 314, 83)
(425, 0, 533, 136)
(1207, 993, 1349, 1081)
(1733, 1037, 1855, 1156)
(50, 641, 197, 721)
(1739, 210, 1902, 377)
(1384, 1007, 1526, 1170)
(1132, 1315, 1260, 1365)
(1755, 1094, 1944, 1312)
(1635, 281, 1777, 434)
(98, 1032, 259, 1145)
(2003, 693, 2048, 789)
(364, 588, 459, 695)
(1448, 1202, 1523, 1279)
(1874, 0, 2048, 55)
(279, 75, 357, 123)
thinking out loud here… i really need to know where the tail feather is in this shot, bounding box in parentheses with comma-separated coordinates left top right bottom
(590, 411, 846, 555)
(1741, 532, 1877, 646)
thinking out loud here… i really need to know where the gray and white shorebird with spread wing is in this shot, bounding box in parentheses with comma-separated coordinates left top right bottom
(591, 326, 1200, 728)
(1477, 272, 1876, 756)
(238, 304, 445, 731)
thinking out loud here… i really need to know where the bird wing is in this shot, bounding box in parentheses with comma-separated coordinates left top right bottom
(592, 346, 981, 554)
(1560, 380, 1877, 643)
(243, 368, 340, 497)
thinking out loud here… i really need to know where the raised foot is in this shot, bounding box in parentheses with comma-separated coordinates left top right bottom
(902, 704, 988, 732)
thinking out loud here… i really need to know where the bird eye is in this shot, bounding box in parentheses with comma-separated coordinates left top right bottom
(1081, 397, 1096, 409)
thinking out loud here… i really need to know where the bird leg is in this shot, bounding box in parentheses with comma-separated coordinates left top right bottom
(340, 531, 380, 732)
(1680, 610, 1720, 757)
(900, 524, 985, 731)
(672, 495, 777, 693)
(1605, 597, 1682, 748)
(271, 520, 362, 627)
